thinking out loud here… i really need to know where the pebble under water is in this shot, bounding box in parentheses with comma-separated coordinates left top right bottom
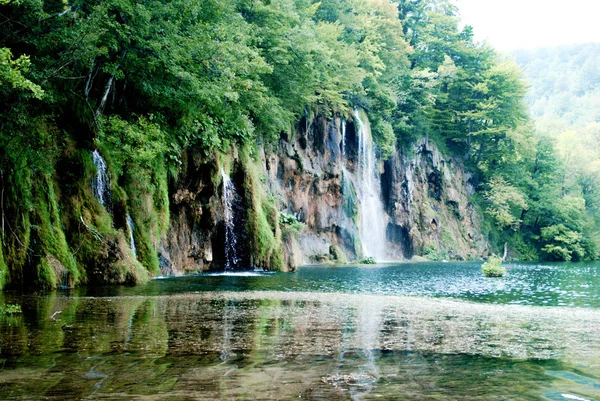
(2, 261, 600, 400)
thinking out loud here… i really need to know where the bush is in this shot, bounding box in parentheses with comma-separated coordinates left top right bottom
(359, 257, 376, 265)
(481, 255, 506, 277)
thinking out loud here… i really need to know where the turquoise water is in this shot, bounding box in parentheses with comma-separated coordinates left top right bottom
(82, 261, 600, 308)
(1, 261, 600, 400)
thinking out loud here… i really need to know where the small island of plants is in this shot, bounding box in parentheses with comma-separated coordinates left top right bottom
(481, 255, 507, 277)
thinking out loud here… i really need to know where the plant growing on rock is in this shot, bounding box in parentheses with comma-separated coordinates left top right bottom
(481, 255, 506, 277)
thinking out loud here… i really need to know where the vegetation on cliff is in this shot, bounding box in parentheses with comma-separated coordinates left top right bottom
(0, 0, 598, 289)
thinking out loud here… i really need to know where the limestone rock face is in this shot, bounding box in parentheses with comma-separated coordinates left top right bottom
(383, 138, 487, 261)
(159, 114, 488, 274)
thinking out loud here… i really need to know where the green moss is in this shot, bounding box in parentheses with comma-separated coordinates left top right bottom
(31, 173, 83, 286)
(329, 245, 348, 264)
(0, 241, 7, 290)
(124, 158, 171, 276)
(34, 256, 58, 290)
(3, 167, 32, 287)
(241, 148, 285, 271)
(280, 213, 305, 239)
(59, 149, 150, 285)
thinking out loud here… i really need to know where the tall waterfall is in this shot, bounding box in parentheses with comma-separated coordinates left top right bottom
(126, 214, 137, 258)
(352, 109, 388, 260)
(221, 169, 239, 271)
(341, 117, 346, 159)
(92, 150, 111, 209)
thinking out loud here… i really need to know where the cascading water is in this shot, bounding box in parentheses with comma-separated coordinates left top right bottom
(92, 150, 111, 209)
(352, 109, 388, 260)
(126, 214, 137, 258)
(341, 117, 346, 159)
(221, 169, 239, 271)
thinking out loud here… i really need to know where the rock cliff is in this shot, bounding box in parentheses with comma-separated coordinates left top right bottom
(0, 111, 488, 289)
(158, 111, 488, 275)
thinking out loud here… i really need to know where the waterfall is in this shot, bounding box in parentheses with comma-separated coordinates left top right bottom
(221, 169, 239, 271)
(341, 117, 346, 159)
(127, 214, 137, 258)
(352, 109, 388, 260)
(92, 150, 111, 209)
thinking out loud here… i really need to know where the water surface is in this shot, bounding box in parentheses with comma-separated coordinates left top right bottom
(1, 261, 600, 400)
(84, 261, 600, 308)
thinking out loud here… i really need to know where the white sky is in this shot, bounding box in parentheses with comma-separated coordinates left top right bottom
(456, 0, 600, 51)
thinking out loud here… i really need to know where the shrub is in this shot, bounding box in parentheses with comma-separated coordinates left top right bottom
(359, 257, 376, 265)
(481, 255, 506, 277)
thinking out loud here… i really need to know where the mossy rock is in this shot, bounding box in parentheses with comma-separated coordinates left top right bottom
(329, 245, 348, 264)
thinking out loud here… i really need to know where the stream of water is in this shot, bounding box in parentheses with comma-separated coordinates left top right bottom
(221, 169, 239, 271)
(2, 261, 600, 400)
(351, 109, 388, 261)
(91, 150, 111, 209)
(126, 214, 137, 258)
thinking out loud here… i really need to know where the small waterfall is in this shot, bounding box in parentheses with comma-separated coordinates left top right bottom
(221, 169, 239, 271)
(92, 150, 111, 209)
(127, 214, 137, 258)
(353, 109, 387, 260)
(341, 117, 346, 159)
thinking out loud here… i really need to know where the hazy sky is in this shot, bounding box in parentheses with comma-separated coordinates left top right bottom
(456, 0, 600, 51)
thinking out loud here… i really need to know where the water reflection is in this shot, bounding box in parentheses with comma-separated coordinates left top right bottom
(2, 291, 600, 400)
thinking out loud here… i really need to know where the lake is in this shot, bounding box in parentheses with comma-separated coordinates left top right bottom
(1, 261, 600, 400)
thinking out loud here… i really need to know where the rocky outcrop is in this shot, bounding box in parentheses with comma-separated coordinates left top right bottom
(383, 138, 488, 261)
(157, 112, 487, 275)
(0, 111, 488, 291)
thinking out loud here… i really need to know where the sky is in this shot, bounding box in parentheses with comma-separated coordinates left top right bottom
(456, 0, 600, 52)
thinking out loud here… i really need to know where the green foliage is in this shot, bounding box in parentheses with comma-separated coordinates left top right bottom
(0, 48, 43, 99)
(540, 224, 585, 262)
(481, 255, 506, 277)
(242, 151, 285, 271)
(484, 176, 528, 230)
(29, 173, 83, 288)
(423, 244, 449, 262)
(359, 257, 376, 265)
(329, 245, 348, 264)
(515, 43, 600, 126)
(0, 240, 6, 290)
(0, 303, 21, 315)
(279, 213, 305, 238)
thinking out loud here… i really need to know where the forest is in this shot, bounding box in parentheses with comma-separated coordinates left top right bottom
(0, 0, 598, 290)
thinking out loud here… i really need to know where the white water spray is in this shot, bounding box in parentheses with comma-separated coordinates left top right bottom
(341, 117, 346, 160)
(92, 150, 111, 209)
(126, 214, 137, 258)
(353, 109, 387, 260)
(221, 169, 239, 271)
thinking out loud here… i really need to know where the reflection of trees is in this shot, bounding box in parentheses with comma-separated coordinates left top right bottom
(2, 292, 600, 399)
